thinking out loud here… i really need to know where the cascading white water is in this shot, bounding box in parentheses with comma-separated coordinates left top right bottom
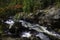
(19, 20, 60, 39)
(5, 19, 14, 29)
(4, 19, 60, 40)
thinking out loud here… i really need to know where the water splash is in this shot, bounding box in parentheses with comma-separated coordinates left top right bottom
(5, 19, 14, 29)
(21, 31, 31, 38)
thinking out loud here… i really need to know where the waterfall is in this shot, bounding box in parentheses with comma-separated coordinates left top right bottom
(4, 18, 60, 40)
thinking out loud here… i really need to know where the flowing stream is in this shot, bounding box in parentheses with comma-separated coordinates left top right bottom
(1, 17, 60, 40)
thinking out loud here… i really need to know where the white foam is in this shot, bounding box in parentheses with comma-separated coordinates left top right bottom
(5, 19, 14, 29)
(5, 19, 14, 25)
(21, 32, 31, 38)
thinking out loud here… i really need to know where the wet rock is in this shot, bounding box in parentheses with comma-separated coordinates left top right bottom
(36, 33, 50, 40)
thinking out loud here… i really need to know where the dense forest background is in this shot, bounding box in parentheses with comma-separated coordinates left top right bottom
(0, 0, 60, 25)
(0, 0, 60, 15)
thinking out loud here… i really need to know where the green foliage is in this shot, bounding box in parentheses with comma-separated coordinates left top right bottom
(0, 26, 3, 33)
(13, 13, 21, 21)
(55, 0, 60, 8)
(8, 0, 16, 6)
(0, 0, 59, 20)
(0, 0, 11, 8)
(23, 0, 32, 13)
